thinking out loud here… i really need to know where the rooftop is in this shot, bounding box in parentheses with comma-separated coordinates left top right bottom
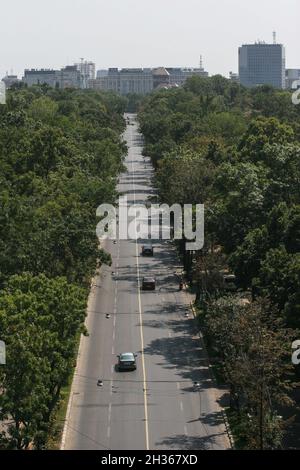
(153, 67, 170, 76)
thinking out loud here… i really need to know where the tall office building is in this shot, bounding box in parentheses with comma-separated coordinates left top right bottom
(239, 42, 286, 89)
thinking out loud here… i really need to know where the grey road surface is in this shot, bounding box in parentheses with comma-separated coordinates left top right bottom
(62, 114, 230, 451)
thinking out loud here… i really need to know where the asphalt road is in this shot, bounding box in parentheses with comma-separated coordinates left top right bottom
(62, 114, 230, 451)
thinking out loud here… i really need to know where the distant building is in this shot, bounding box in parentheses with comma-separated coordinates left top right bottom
(120, 68, 153, 95)
(167, 67, 209, 87)
(23, 66, 84, 89)
(1, 74, 21, 89)
(23, 69, 58, 88)
(75, 60, 95, 88)
(286, 69, 300, 89)
(92, 64, 209, 95)
(106, 68, 120, 93)
(90, 68, 120, 93)
(91, 68, 155, 95)
(97, 69, 109, 78)
(239, 42, 286, 89)
(152, 67, 170, 89)
(23, 62, 210, 94)
(229, 71, 240, 83)
(57, 65, 84, 89)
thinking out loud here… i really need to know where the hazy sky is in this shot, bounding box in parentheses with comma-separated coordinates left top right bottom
(0, 0, 298, 79)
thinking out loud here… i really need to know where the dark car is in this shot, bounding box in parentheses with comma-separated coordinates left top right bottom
(117, 352, 137, 371)
(141, 245, 154, 256)
(142, 277, 156, 291)
(223, 274, 237, 292)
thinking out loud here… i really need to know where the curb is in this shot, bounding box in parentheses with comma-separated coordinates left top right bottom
(189, 301, 235, 450)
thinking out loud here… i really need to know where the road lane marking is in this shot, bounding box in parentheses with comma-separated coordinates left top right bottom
(131, 133, 150, 451)
(178, 389, 187, 438)
(112, 270, 117, 361)
(107, 402, 112, 439)
(135, 241, 150, 450)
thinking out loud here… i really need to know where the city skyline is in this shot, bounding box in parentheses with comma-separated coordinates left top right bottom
(0, 0, 298, 80)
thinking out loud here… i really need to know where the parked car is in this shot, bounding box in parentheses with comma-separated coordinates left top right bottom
(142, 277, 156, 291)
(117, 352, 137, 371)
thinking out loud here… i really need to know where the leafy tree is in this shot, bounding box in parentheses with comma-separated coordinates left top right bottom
(0, 86, 126, 448)
(238, 117, 294, 163)
(0, 274, 87, 449)
(138, 75, 300, 446)
(258, 248, 300, 327)
(204, 297, 296, 449)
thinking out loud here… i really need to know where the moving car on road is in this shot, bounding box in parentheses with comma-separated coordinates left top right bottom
(142, 276, 156, 291)
(141, 244, 154, 256)
(117, 352, 137, 371)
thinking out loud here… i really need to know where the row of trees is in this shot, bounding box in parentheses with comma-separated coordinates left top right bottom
(0, 85, 127, 448)
(139, 76, 300, 448)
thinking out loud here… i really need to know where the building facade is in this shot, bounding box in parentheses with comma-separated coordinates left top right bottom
(23, 66, 84, 89)
(229, 71, 240, 83)
(91, 68, 154, 95)
(75, 61, 96, 88)
(239, 42, 286, 89)
(97, 70, 109, 78)
(167, 67, 209, 86)
(57, 65, 83, 89)
(91, 66, 209, 95)
(1, 75, 21, 89)
(91, 68, 120, 93)
(286, 69, 300, 89)
(120, 68, 153, 95)
(23, 69, 58, 87)
(22, 63, 210, 94)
